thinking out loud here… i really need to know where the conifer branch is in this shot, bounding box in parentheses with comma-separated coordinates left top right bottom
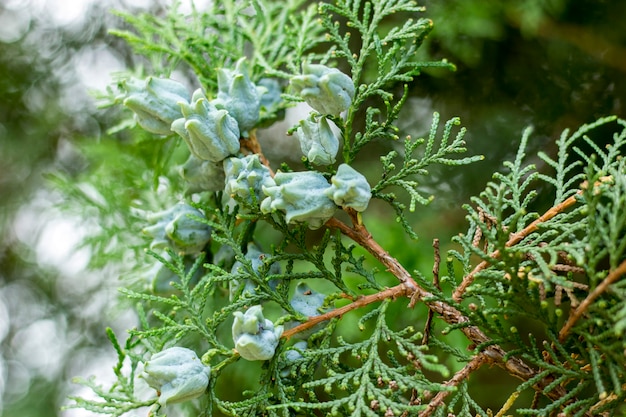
(418, 353, 491, 417)
(559, 258, 626, 342)
(453, 191, 581, 301)
(61, 1, 626, 414)
(327, 208, 572, 404)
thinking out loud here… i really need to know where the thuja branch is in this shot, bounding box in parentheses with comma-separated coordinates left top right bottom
(452, 191, 582, 301)
(326, 211, 570, 403)
(243, 129, 569, 404)
(418, 353, 491, 417)
(559, 258, 626, 342)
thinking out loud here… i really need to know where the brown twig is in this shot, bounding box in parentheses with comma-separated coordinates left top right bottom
(326, 215, 419, 290)
(558, 258, 626, 342)
(325, 214, 571, 403)
(453, 192, 581, 301)
(282, 283, 411, 339)
(422, 239, 441, 345)
(418, 353, 491, 417)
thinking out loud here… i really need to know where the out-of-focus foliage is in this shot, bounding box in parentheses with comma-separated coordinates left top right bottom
(0, 2, 169, 417)
(408, 0, 626, 206)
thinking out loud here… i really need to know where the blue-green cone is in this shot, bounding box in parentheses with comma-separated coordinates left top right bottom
(122, 77, 189, 135)
(172, 89, 240, 162)
(325, 163, 371, 212)
(232, 305, 283, 361)
(261, 171, 336, 230)
(290, 63, 355, 116)
(213, 58, 263, 136)
(295, 114, 339, 165)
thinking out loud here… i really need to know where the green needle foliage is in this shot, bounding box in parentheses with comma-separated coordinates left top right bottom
(58, 1, 626, 416)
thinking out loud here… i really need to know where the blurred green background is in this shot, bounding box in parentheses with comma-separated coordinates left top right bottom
(0, 0, 624, 416)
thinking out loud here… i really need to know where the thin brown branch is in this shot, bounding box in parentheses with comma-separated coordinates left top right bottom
(432, 238, 441, 290)
(282, 283, 411, 339)
(453, 192, 581, 301)
(326, 215, 419, 290)
(422, 239, 440, 345)
(326, 213, 570, 403)
(559, 258, 626, 342)
(418, 353, 491, 417)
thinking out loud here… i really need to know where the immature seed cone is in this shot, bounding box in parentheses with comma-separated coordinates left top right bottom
(295, 114, 340, 165)
(325, 163, 372, 212)
(290, 63, 355, 116)
(141, 347, 211, 407)
(212, 58, 264, 136)
(122, 77, 189, 135)
(232, 305, 284, 361)
(172, 89, 241, 162)
(261, 171, 337, 230)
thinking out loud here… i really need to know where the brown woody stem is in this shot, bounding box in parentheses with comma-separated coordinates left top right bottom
(418, 353, 491, 417)
(282, 284, 410, 339)
(559, 258, 626, 342)
(324, 212, 570, 403)
(453, 192, 581, 301)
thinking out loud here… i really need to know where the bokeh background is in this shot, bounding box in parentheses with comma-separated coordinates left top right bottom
(0, 0, 624, 416)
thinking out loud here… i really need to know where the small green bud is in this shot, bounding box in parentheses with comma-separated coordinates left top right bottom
(143, 203, 212, 254)
(232, 305, 284, 361)
(291, 63, 355, 115)
(261, 171, 336, 229)
(122, 77, 189, 135)
(294, 114, 339, 165)
(141, 347, 210, 407)
(179, 153, 225, 194)
(223, 154, 274, 213)
(213, 58, 263, 136)
(172, 89, 240, 162)
(324, 164, 372, 212)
